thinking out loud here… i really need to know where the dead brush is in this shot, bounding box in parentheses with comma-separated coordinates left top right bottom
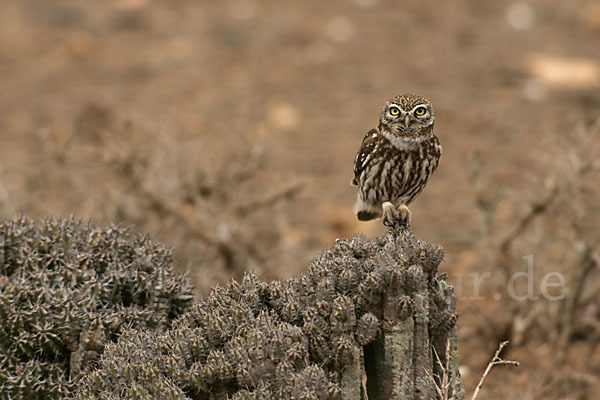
(31, 107, 302, 294)
(466, 119, 600, 397)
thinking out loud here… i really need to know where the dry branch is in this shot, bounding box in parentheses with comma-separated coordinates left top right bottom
(470, 341, 519, 400)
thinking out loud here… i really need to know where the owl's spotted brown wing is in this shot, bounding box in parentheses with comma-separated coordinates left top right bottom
(352, 129, 379, 186)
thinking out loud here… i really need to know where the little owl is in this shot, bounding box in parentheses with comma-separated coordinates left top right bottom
(352, 93, 441, 225)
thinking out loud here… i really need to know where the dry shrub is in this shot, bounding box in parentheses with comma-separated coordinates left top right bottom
(24, 104, 301, 294)
(465, 119, 600, 398)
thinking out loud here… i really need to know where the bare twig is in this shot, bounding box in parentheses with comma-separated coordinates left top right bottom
(555, 244, 600, 361)
(427, 339, 456, 400)
(498, 183, 559, 259)
(235, 183, 303, 217)
(470, 341, 519, 400)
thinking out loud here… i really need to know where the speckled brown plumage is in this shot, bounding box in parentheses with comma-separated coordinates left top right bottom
(352, 94, 441, 222)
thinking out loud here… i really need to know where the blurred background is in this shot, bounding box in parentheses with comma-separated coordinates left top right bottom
(0, 0, 599, 398)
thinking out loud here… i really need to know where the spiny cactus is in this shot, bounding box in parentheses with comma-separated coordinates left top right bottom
(76, 214, 463, 399)
(0, 216, 194, 399)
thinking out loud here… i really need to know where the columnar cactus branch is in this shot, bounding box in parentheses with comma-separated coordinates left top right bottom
(339, 345, 362, 399)
(76, 208, 464, 399)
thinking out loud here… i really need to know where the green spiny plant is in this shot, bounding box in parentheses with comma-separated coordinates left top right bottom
(0, 216, 194, 399)
(76, 217, 463, 399)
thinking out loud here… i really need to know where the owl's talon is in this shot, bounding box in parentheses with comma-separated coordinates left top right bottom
(382, 202, 411, 229)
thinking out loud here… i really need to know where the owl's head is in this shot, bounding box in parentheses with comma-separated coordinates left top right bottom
(378, 94, 435, 139)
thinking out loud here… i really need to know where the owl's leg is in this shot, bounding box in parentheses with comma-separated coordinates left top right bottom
(382, 202, 411, 228)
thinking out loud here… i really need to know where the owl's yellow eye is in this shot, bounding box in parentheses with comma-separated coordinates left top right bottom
(414, 106, 427, 116)
(389, 106, 400, 116)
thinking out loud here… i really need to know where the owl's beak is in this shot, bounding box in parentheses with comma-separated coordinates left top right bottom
(403, 114, 411, 128)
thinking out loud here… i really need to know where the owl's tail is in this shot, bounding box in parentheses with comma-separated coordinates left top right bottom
(354, 195, 382, 221)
